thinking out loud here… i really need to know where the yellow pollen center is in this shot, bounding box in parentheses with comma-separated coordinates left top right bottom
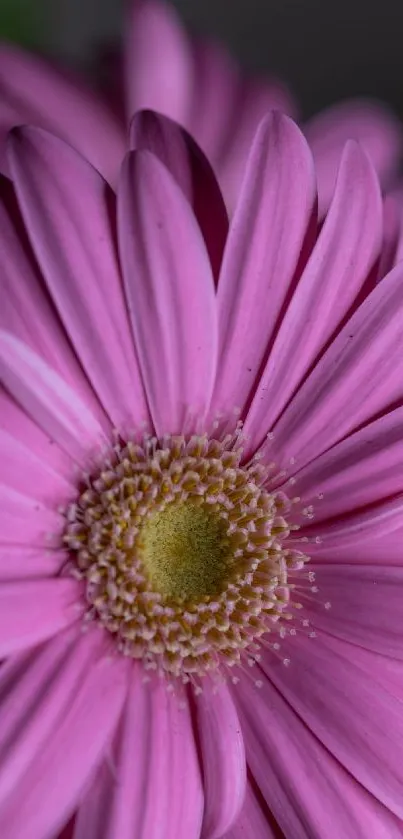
(138, 501, 232, 600)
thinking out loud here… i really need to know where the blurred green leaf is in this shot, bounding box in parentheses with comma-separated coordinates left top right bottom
(0, 0, 46, 48)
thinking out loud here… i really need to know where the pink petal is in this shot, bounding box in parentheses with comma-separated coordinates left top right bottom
(0, 648, 129, 839)
(8, 127, 148, 431)
(307, 564, 403, 658)
(0, 331, 107, 465)
(0, 545, 67, 581)
(378, 196, 400, 280)
(0, 176, 109, 429)
(224, 780, 284, 838)
(212, 112, 316, 420)
(125, 0, 192, 127)
(0, 625, 104, 807)
(244, 140, 382, 449)
(305, 99, 403, 216)
(74, 673, 203, 839)
(195, 680, 246, 839)
(0, 578, 82, 656)
(220, 79, 298, 212)
(234, 663, 403, 837)
(290, 406, 403, 524)
(272, 262, 403, 472)
(130, 109, 228, 281)
(187, 41, 241, 165)
(0, 483, 62, 545)
(118, 150, 217, 435)
(0, 427, 75, 505)
(262, 631, 403, 820)
(305, 496, 403, 565)
(0, 43, 124, 184)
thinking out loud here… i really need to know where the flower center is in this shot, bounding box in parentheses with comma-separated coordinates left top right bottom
(64, 430, 308, 682)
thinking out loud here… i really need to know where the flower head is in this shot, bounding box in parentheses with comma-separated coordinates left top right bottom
(0, 109, 403, 838)
(0, 0, 401, 215)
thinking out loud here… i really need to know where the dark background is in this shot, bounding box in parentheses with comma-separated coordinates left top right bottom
(47, 0, 403, 121)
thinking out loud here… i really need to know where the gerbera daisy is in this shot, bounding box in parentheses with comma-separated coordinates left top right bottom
(0, 108, 403, 838)
(0, 0, 401, 216)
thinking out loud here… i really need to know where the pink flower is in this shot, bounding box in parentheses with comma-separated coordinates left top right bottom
(0, 108, 403, 838)
(0, 0, 401, 216)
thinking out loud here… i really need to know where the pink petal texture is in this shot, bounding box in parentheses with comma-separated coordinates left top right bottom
(126, 0, 193, 127)
(0, 545, 68, 581)
(0, 579, 82, 656)
(378, 196, 400, 279)
(0, 175, 109, 427)
(224, 780, 285, 838)
(0, 331, 107, 465)
(74, 672, 203, 839)
(0, 645, 129, 839)
(0, 427, 74, 506)
(290, 406, 403, 523)
(8, 127, 148, 432)
(0, 483, 63, 545)
(0, 626, 102, 807)
(130, 109, 228, 281)
(195, 681, 246, 839)
(272, 262, 403, 473)
(118, 150, 217, 435)
(212, 112, 316, 419)
(262, 632, 403, 822)
(307, 564, 403, 658)
(0, 43, 124, 183)
(244, 140, 382, 450)
(305, 99, 403, 216)
(234, 665, 403, 837)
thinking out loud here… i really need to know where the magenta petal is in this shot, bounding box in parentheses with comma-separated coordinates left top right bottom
(273, 262, 403, 472)
(292, 406, 403, 523)
(74, 672, 203, 839)
(234, 665, 403, 837)
(0, 650, 129, 839)
(308, 564, 403, 659)
(378, 196, 400, 279)
(8, 127, 148, 431)
(118, 150, 217, 435)
(0, 626, 103, 807)
(0, 545, 67, 581)
(0, 176, 108, 428)
(0, 483, 62, 545)
(0, 427, 74, 505)
(125, 0, 192, 127)
(245, 140, 382, 448)
(0, 332, 107, 465)
(0, 43, 124, 184)
(195, 680, 246, 839)
(130, 110, 228, 281)
(305, 99, 402, 216)
(263, 631, 403, 820)
(0, 578, 82, 656)
(212, 112, 316, 420)
(224, 781, 283, 838)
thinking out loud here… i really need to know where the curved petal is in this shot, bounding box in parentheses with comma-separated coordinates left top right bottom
(0, 43, 124, 184)
(0, 427, 75, 505)
(304, 496, 403, 564)
(305, 99, 402, 216)
(235, 664, 403, 837)
(245, 140, 382, 448)
(125, 0, 193, 127)
(262, 630, 403, 820)
(378, 196, 400, 280)
(0, 331, 107, 465)
(272, 262, 403, 472)
(224, 779, 284, 838)
(0, 484, 63, 545)
(8, 127, 148, 431)
(130, 110, 228, 281)
(0, 650, 129, 839)
(212, 112, 316, 420)
(195, 680, 246, 839)
(307, 564, 403, 658)
(290, 406, 403, 524)
(0, 626, 104, 807)
(0, 175, 109, 428)
(74, 674, 203, 839)
(118, 150, 217, 435)
(220, 79, 298, 213)
(0, 545, 67, 581)
(0, 578, 82, 656)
